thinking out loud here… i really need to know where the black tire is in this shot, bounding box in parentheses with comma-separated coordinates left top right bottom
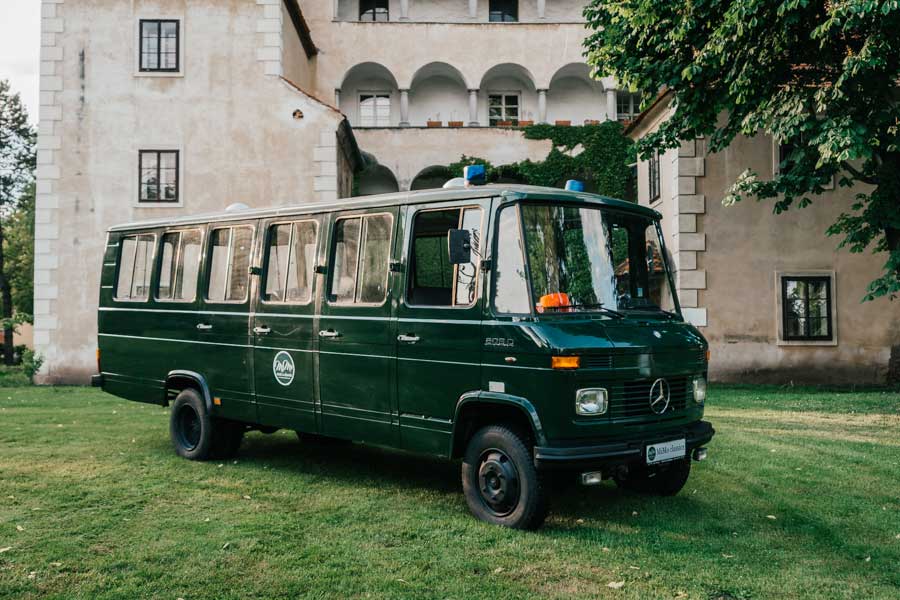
(615, 459, 691, 496)
(170, 388, 215, 460)
(211, 420, 245, 459)
(461, 425, 549, 530)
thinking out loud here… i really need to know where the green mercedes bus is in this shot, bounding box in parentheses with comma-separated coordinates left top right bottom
(94, 178, 714, 529)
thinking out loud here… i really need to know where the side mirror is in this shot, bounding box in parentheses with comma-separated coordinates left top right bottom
(448, 229, 471, 264)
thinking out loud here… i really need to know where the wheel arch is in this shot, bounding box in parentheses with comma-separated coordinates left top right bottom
(450, 391, 547, 459)
(164, 370, 213, 412)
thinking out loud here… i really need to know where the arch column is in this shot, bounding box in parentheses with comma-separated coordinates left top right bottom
(537, 89, 548, 123)
(334, 88, 341, 107)
(468, 89, 479, 126)
(399, 89, 410, 126)
(606, 88, 618, 121)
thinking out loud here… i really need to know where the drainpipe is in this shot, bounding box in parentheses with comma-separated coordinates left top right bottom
(468, 89, 479, 126)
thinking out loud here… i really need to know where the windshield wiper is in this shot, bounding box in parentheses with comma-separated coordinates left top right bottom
(541, 303, 625, 318)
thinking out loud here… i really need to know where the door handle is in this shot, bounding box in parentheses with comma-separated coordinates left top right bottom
(196, 323, 213, 331)
(318, 329, 341, 339)
(253, 325, 271, 335)
(397, 334, 420, 344)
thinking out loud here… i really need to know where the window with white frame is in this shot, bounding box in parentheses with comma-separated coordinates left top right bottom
(139, 150, 179, 203)
(359, 93, 391, 127)
(616, 91, 639, 122)
(488, 93, 520, 126)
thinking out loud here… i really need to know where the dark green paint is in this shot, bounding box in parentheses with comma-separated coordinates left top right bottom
(97, 184, 710, 467)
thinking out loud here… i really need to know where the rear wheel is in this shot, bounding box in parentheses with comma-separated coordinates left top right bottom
(170, 389, 214, 460)
(461, 425, 548, 530)
(615, 459, 691, 496)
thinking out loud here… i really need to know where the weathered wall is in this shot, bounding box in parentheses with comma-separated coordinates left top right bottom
(35, 0, 345, 383)
(697, 134, 900, 384)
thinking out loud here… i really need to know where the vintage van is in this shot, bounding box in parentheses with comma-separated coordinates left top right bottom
(95, 179, 714, 529)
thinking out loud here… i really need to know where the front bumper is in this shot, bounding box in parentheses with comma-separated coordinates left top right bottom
(534, 420, 714, 470)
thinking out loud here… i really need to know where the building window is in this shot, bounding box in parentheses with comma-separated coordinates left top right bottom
(329, 214, 393, 304)
(648, 150, 660, 202)
(488, 93, 520, 126)
(359, 93, 391, 126)
(139, 20, 179, 72)
(359, 0, 389, 21)
(115, 234, 156, 301)
(489, 0, 518, 22)
(781, 276, 833, 342)
(139, 150, 179, 203)
(616, 91, 639, 122)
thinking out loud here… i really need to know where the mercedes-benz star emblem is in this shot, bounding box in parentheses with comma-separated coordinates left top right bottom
(649, 378, 671, 415)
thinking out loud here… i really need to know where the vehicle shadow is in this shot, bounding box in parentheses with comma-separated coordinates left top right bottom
(230, 431, 704, 530)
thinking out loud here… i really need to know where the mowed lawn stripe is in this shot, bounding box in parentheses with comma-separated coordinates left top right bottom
(0, 385, 898, 599)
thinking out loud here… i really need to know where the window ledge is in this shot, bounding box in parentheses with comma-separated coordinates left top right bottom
(135, 201, 184, 208)
(776, 338, 838, 347)
(134, 71, 184, 78)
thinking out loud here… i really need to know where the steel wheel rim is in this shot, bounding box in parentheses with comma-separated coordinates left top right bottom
(477, 448, 520, 517)
(175, 405, 201, 450)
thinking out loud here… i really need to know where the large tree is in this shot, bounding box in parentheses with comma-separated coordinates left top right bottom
(0, 80, 36, 364)
(584, 0, 900, 300)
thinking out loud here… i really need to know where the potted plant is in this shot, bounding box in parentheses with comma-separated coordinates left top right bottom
(427, 120, 443, 127)
(497, 120, 514, 127)
(555, 120, 571, 126)
(518, 120, 534, 127)
(448, 120, 464, 127)
(584, 119, 601, 125)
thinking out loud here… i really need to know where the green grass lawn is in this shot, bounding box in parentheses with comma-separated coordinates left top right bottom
(1, 385, 898, 599)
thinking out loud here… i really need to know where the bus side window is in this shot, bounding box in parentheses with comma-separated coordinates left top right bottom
(158, 229, 202, 301)
(206, 225, 253, 303)
(115, 233, 156, 301)
(329, 213, 393, 304)
(263, 220, 318, 304)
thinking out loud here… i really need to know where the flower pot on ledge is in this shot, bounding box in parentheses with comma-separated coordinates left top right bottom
(448, 121, 464, 128)
(497, 120, 514, 127)
(584, 119, 601, 125)
(426, 120, 443, 128)
(555, 120, 571, 126)
(518, 120, 534, 127)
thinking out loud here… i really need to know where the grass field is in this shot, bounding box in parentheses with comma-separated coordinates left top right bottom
(1, 384, 898, 599)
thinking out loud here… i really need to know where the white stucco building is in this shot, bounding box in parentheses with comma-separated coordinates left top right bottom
(36, 0, 632, 382)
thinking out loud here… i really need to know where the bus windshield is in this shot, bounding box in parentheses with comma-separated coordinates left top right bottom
(492, 202, 678, 316)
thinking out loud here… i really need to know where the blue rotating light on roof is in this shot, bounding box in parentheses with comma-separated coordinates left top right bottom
(464, 164, 486, 186)
(565, 179, 584, 192)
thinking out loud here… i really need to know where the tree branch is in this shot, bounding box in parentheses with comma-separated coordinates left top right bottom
(840, 161, 878, 186)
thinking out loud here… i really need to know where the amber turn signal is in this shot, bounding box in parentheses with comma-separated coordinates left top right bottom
(96, 348, 101, 373)
(552, 356, 581, 370)
(706, 349, 711, 362)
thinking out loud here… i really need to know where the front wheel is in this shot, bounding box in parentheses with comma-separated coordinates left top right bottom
(615, 459, 691, 496)
(461, 425, 548, 530)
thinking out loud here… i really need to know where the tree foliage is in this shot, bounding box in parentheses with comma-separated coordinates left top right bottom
(584, 0, 900, 300)
(0, 79, 36, 364)
(445, 121, 636, 200)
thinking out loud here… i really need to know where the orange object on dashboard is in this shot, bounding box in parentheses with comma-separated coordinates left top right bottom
(537, 292, 571, 313)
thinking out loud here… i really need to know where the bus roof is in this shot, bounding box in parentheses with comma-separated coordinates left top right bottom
(107, 184, 660, 232)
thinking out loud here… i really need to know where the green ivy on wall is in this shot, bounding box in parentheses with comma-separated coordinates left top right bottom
(445, 121, 636, 201)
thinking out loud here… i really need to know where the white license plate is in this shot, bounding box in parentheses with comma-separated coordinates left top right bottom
(646, 438, 686, 465)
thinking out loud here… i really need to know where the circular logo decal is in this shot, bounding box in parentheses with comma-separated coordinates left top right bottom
(273, 351, 295, 387)
(649, 378, 671, 415)
(647, 446, 656, 461)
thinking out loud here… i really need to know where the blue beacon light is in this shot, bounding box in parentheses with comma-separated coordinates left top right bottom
(565, 179, 585, 192)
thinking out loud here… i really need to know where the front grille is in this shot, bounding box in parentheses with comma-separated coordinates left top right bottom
(609, 377, 691, 418)
(581, 354, 613, 369)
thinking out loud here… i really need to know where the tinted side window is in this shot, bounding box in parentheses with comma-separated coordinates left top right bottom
(329, 214, 393, 304)
(264, 220, 318, 304)
(206, 225, 253, 303)
(492, 207, 530, 314)
(115, 234, 155, 301)
(158, 229, 202, 301)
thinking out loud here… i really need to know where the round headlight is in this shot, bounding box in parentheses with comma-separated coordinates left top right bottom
(576, 388, 608, 416)
(692, 376, 707, 404)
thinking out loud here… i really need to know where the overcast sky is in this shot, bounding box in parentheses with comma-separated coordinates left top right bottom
(1, 1, 41, 124)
